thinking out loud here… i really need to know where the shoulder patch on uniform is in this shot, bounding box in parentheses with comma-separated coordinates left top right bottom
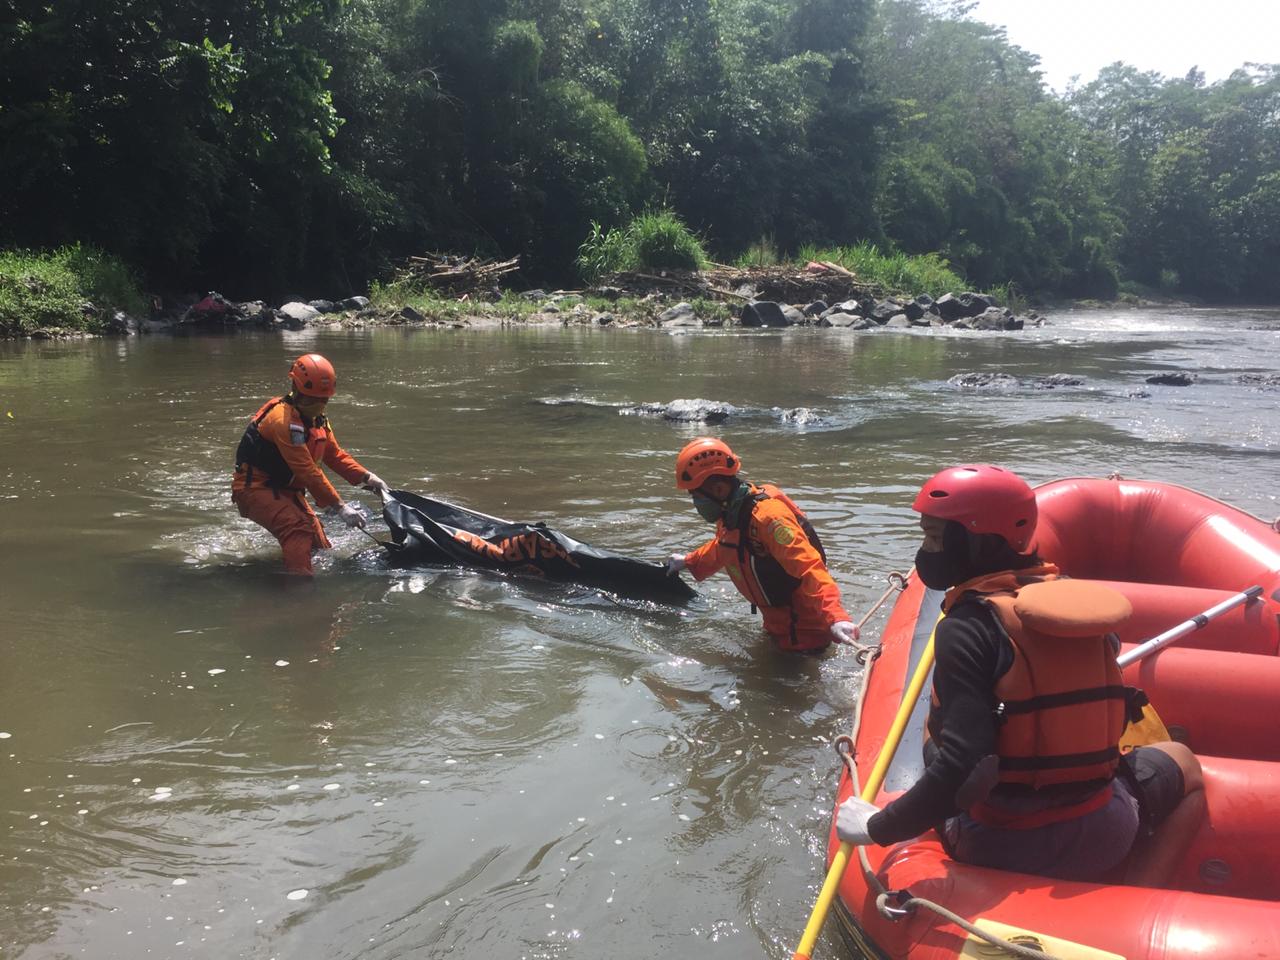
(289, 424, 306, 445)
(771, 521, 796, 545)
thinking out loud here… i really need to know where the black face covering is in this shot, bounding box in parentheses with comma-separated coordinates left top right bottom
(914, 546, 960, 590)
(915, 520, 1039, 591)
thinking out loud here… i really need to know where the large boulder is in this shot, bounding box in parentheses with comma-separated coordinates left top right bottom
(740, 301, 791, 327)
(868, 299, 902, 323)
(934, 293, 968, 321)
(105, 310, 140, 335)
(819, 300, 863, 320)
(185, 291, 243, 325)
(278, 301, 322, 325)
(884, 314, 912, 328)
(340, 295, 371, 311)
(782, 305, 806, 326)
(658, 302, 700, 326)
(972, 307, 1018, 331)
(959, 291, 997, 313)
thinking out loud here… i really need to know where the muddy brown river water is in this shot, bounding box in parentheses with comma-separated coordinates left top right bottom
(1, 307, 1277, 958)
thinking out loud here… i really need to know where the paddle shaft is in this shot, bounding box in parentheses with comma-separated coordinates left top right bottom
(795, 583, 1265, 959)
(793, 623, 938, 960)
(1117, 585, 1263, 668)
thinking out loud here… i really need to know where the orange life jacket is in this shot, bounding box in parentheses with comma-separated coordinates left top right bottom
(728, 483, 827, 608)
(235, 397, 331, 490)
(938, 570, 1132, 796)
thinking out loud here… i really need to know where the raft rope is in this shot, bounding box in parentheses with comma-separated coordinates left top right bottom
(833, 573, 1068, 960)
(847, 571, 908, 664)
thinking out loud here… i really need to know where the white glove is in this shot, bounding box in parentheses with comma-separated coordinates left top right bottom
(835, 796, 879, 845)
(829, 621, 860, 645)
(362, 471, 390, 494)
(339, 502, 367, 529)
(665, 552, 687, 575)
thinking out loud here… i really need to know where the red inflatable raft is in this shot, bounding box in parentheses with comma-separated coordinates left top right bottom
(826, 477, 1280, 960)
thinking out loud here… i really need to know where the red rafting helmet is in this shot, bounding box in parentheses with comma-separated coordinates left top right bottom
(912, 464, 1038, 552)
(675, 437, 741, 491)
(289, 353, 336, 398)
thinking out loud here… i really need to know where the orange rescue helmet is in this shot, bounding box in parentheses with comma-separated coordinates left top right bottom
(912, 464, 1037, 552)
(289, 353, 336, 398)
(675, 437, 741, 491)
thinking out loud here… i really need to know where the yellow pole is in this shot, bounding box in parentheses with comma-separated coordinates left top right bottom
(792, 623, 938, 960)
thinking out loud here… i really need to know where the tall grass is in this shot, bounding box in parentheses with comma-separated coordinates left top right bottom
(0, 245, 145, 335)
(576, 210, 706, 282)
(798, 242, 966, 298)
(735, 235, 780, 268)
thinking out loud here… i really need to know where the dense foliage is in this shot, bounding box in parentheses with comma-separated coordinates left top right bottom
(1, 0, 1277, 300)
(0, 246, 144, 334)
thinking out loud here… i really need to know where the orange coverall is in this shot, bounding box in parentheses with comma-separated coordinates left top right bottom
(684, 485, 850, 651)
(232, 397, 370, 574)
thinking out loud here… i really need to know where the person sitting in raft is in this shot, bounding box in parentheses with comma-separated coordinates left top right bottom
(232, 353, 391, 576)
(664, 437, 858, 654)
(836, 464, 1206, 885)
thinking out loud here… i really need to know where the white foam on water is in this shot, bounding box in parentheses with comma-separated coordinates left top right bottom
(274, 660, 289, 667)
(323, 783, 340, 791)
(594, 734, 604, 740)
(418, 779, 430, 785)
(207, 669, 225, 676)
(678, 814, 691, 821)
(172, 878, 187, 886)
(286, 785, 300, 791)
(445, 758, 456, 765)
(286, 889, 308, 901)
(0, 732, 10, 739)
(77, 809, 88, 815)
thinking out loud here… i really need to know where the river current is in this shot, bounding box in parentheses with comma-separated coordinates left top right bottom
(1, 306, 1277, 959)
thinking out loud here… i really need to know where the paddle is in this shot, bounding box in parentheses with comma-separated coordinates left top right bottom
(793, 585, 1265, 957)
(792, 616, 940, 960)
(1117, 585, 1263, 668)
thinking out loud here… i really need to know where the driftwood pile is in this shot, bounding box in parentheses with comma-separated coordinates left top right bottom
(396, 253, 521, 293)
(602, 261, 871, 305)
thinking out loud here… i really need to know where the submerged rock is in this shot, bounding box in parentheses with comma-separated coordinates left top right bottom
(775, 407, 827, 426)
(1034, 374, 1085, 389)
(948, 372, 1020, 389)
(621, 398, 738, 423)
(948, 372, 1084, 390)
(819, 312, 861, 328)
(1145, 371, 1198, 386)
(1237, 373, 1280, 388)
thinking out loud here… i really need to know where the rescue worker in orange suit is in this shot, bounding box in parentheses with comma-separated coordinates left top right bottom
(232, 353, 390, 576)
(835, 465, 1206, 886)
(665, 437, 858, 653)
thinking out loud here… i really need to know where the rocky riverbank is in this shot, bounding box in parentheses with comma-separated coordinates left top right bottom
(12, 265, 1045, 338)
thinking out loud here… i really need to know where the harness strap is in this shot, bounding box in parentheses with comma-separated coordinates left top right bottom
(1000, 684, 1128, 715)
(969, 783, 1114, 830)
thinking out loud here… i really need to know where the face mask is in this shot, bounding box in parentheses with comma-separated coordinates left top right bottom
(914, 547, 956, 590)
(692, 494, 723, 523)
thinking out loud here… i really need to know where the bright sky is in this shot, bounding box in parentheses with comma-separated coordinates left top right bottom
(967, 0, 1280, 92)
